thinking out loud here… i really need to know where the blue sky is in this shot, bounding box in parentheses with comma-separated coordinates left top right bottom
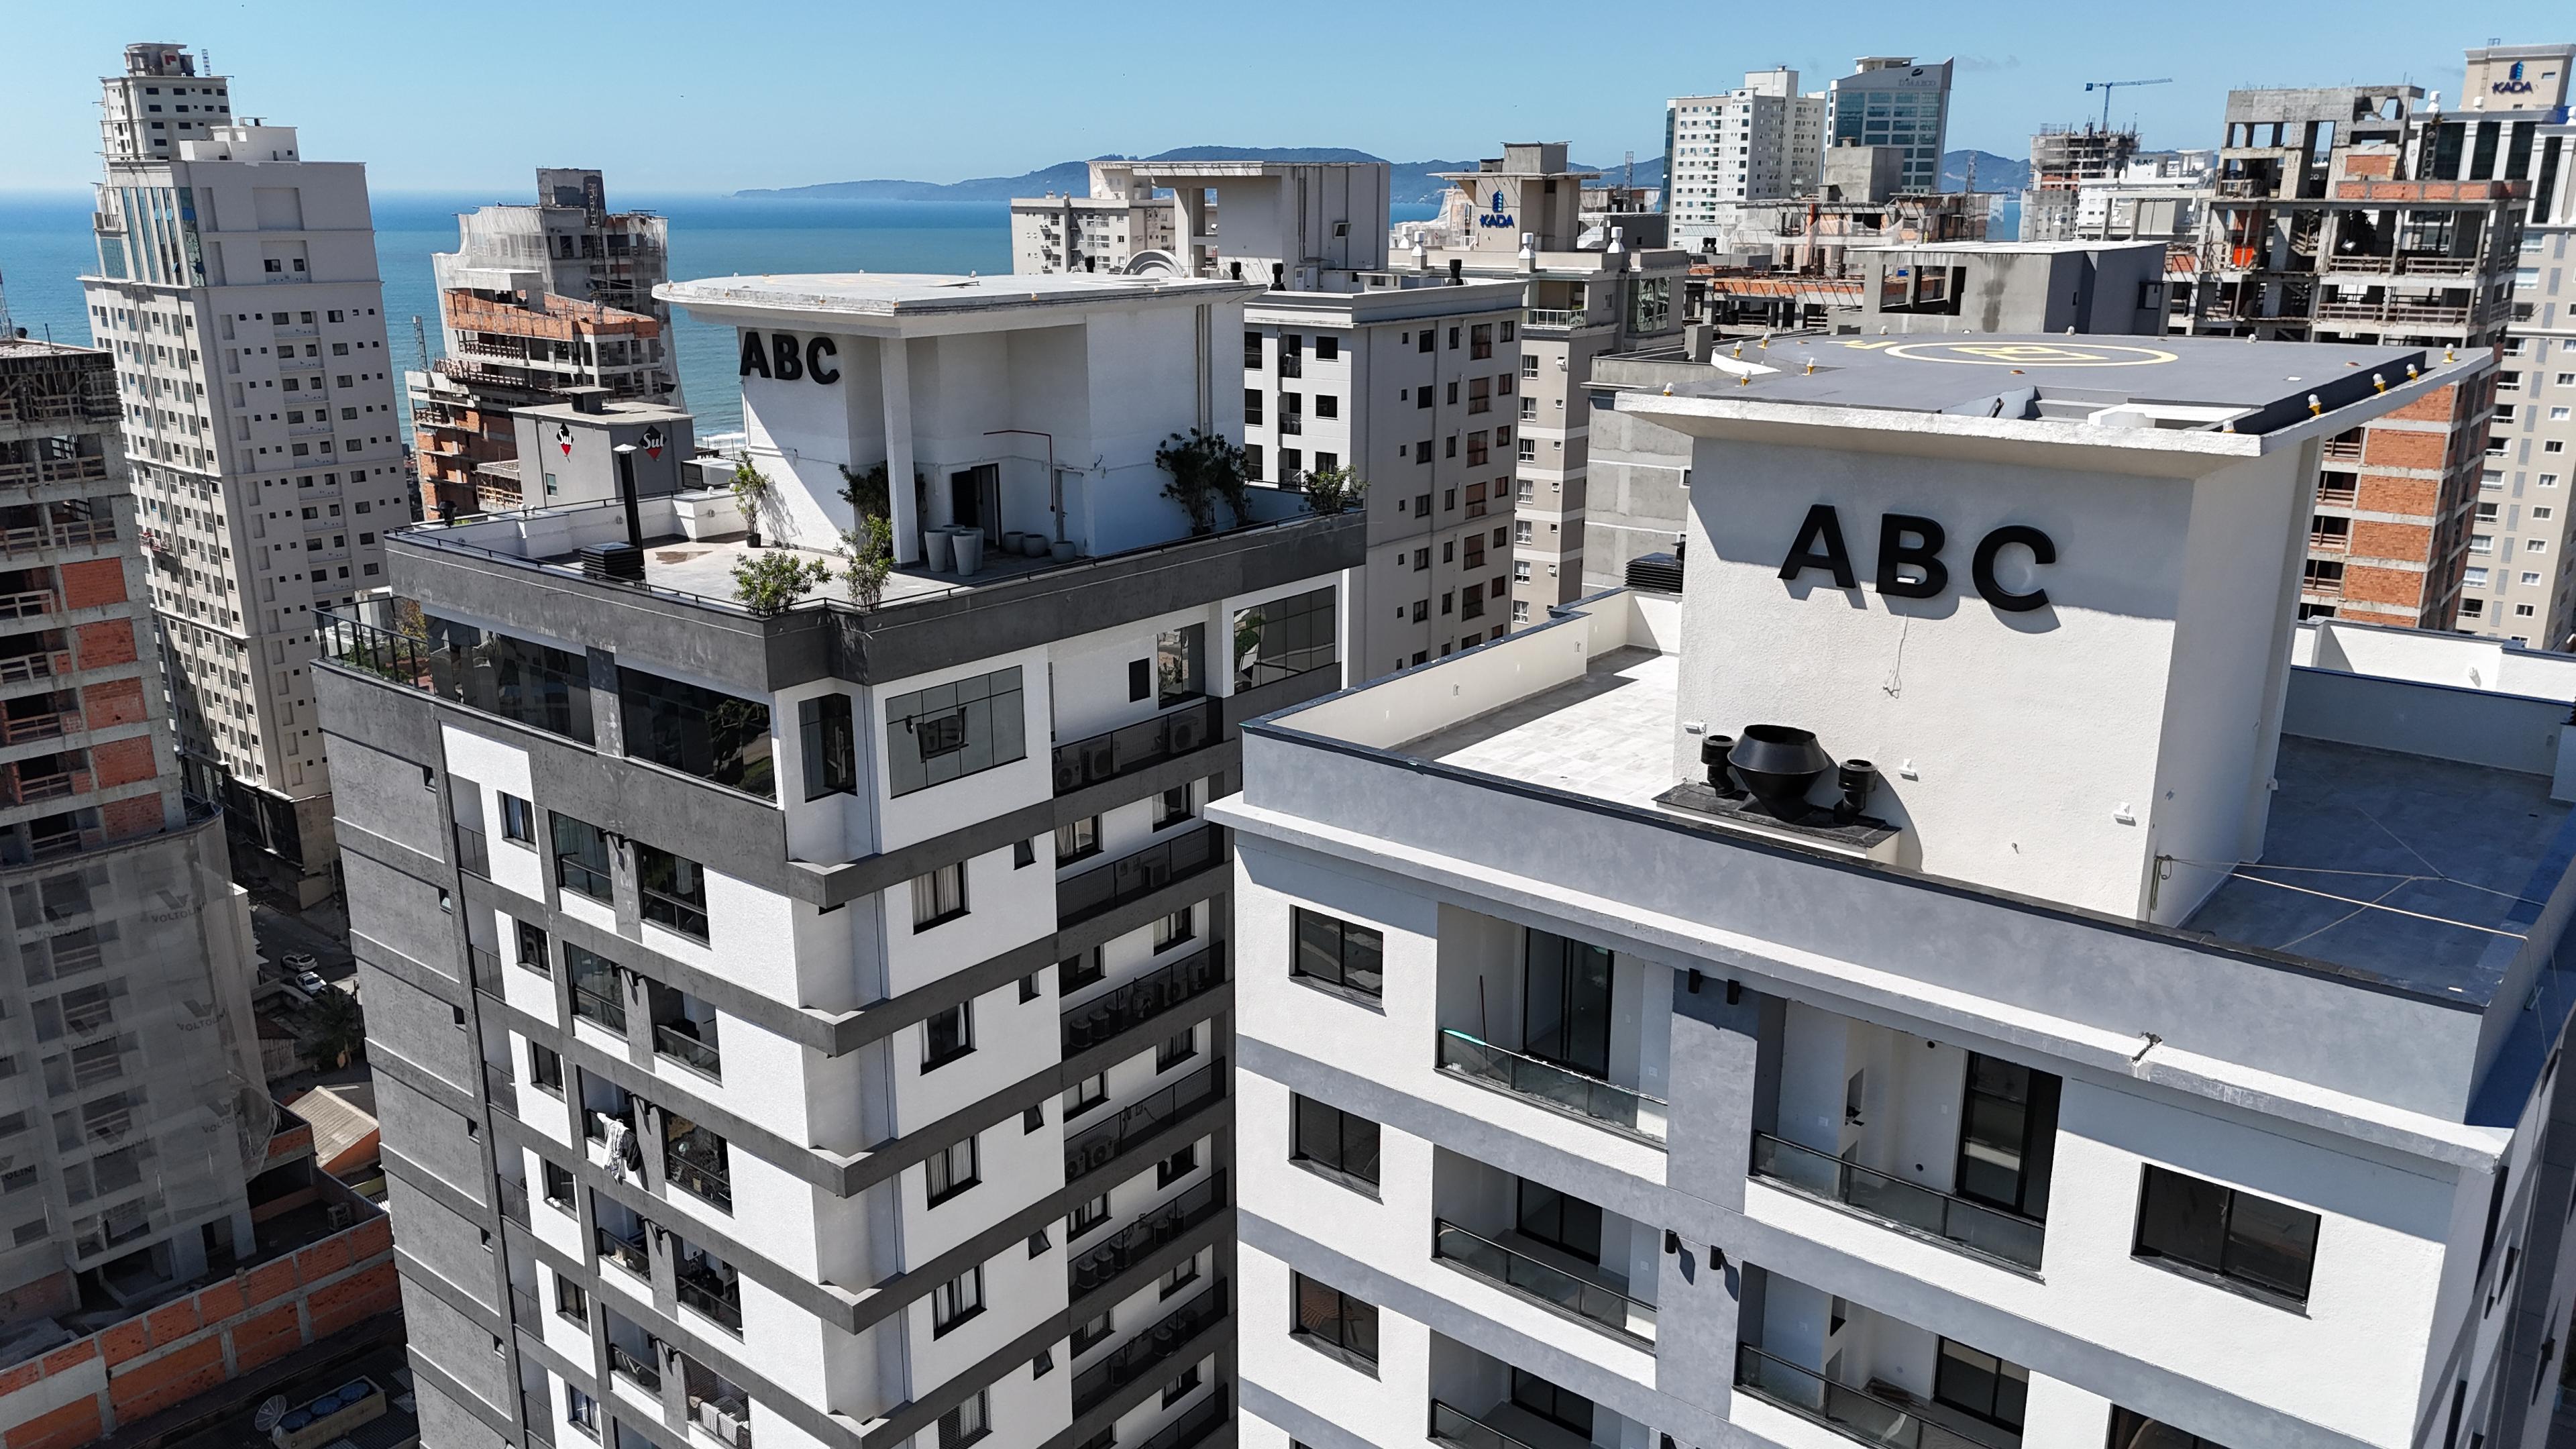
(0, 1, 2563, 193)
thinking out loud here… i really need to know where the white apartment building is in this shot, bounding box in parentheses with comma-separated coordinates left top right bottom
(1242, 280, 1526, 676)
(1827, 58, 1955, 196)
(81, 42, 408, 905)
(1012, 160, 1387, 287)
(1422, 146, 1690, 624)
(1663, 70, 1825, 246)
(317, 270, 1364, 1449)
(2457, 44, 2576, 648)
(1210, 335, 2576, 1449)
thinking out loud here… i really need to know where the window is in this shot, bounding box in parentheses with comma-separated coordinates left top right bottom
(499, 793, 535, 843)
(1523, 928, 1613, 1078)
(555, 1270, 588, 1322)
(912, 861, 968, 930)
(1316, 394, 1339, 419)
(1158, 1028, 1197, 1071)
(1315, 336, 1339, 361)
(541, 1159, 576, 1210)
(1291, 1273, 1379, 1370)
(2133, 1165, 2320, 1305)
(1158, 1141, 1197, 1187)
(1155, 624, 1205, 705)
(1057, 816, 1101, 862)
(619, 669, 774, 799)
(932, 1265, 985, 1336)
(1234, 586, 1338, 690)
(1511, 1370, 1592, 1437)
(1163, 1254, 1201, 1299)
(1069, 1192, 1111, 1236)
(887, 667, 1026, 797)
(1293, 908, 1384, 998)
(551, 814, 612, 902)
(514, 920, 549, 972)
(1065, 1071, 1108, 1119)
(1154, 908, 1195, 952)
(1152, 784, 1193, 828)
(2107, 1407, 2227, 1449)
(1164, 1364, 1201, 1407)
(1244, 388, 1265, 426)
(566, 1385, 599, 1438)
(800, 694, 856, 799)
(529, 1042, 564, 1093)
(1061, 949, 1105, 993)
(1933, 1339, 2029, 1440)
(926, 1134, 979, 1204)
(936, 1390, 989, 1449)
(637, 844, 708, 941)
(1291, 1094, 1380, 1189)
(923, 1000, 974, 1068)
(1956, 1053, 2059, 1221)
(1470, 323, 1494, 360)
(1073, 1311, 1115, 1354)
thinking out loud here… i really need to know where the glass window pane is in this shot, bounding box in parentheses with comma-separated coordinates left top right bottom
(1344, 1114, 1379, 1185)
(1295, 910, 1342, 987)
(2224, 1191, 2320, 1301)
(2136, 1166, 2228, 1274)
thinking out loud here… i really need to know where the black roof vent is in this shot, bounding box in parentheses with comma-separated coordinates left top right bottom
(1625, 551, 1683, 592)
(578, 542, 645, 583)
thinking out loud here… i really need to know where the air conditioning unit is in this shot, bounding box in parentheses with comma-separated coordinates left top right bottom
(1053, 756, 1085, 794)
(1080, 741, 1116, 782)
(1167, 710, 1207, 752)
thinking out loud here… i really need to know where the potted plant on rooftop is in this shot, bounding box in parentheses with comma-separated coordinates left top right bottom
(730, 452, 775, 548)
(1297, 464, 1366, 516)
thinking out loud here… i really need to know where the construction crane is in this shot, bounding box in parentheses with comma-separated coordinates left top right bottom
(2084, 76, 2172, 132)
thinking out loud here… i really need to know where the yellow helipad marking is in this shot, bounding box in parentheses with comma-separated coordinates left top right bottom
(1880, 341, 2181, 367)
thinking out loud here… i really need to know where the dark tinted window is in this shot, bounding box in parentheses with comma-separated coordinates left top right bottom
(1291, 1273, 1378, 1367)
(887, 667, 1025, 796)
(1933, 1339, 2028, 1434)
(1524, 928, 1613, 1078)
(2134, 1165, 2320, 1305)
(1234, 586, 1339, 690)
(1291, 1094, 1379, 1188)
(799, 694, 855, 799)
(1516, 1178, 1603, 1264)
(1292, 908, 1383, 998)
(2108, 1407, 2229, 1449)
(621, 669, 773, 799)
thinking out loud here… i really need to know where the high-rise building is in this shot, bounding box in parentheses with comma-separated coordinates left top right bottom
(410, 171, 682, 519)
(1425, 145, 1690, 622)
(2449, 44, 2576, 647)
(1210, 335, 2576, 1449)
(0, 335, 400, 1448)
(81, 42, 409, 905)
(2181, 83, 2517, 637)
(317, 270, 1363, 1449)
(1827, 57, 1954, 196)
(1662, 70, 1826, 247)
(1014, 158, 1523, 679)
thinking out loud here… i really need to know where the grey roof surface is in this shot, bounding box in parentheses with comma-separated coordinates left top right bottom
(1646, 333, 2435, 432)
(2183, 737, 2575, 1002)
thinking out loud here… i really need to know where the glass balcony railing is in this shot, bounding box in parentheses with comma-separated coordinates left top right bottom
(1064, 1059, 1224, 1183)
(1051, 699, 1220, 796)
(676, 1269, 743, 1336)
(1070, 1281, 1225, 1417)
(454, 821, 491, 878)
(1061, 945, 1224, 1055)
(1432, 1220, 1655, 1344)
(1057, 822, 1223, 928)
(1735, 1344, 2017, 1449)
(1429, 1401, 1542, 1449)
(653, 1023, 722, 1079)
(1750, 1133, 2044, 1271)
(1134, 1386, 1226, 1449)
(1436, 1029, 1668, 1143)
(1068, 1174, 1225, 1302)
(609, 1341, 662, 1394)
(596, 1225, 651, 1279)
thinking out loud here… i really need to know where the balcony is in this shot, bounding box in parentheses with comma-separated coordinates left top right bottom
(1051, 699, 1219, 796)
(1432, 1220, 1656, 1344)
(0, 590, 59, 621)
(1436, 1029, 1668, 1143)
(609, 1341, 663, 1395)
(1524, 309, 1593, 330)
(655, 1023, 721, 1078)
(496, 1177, 531, 1228)
(676, 1250, 743, 1336)
(0, 653, 65, 686)
(1065, 1059, 1224, 1183)
(1134, 1386, 1226, 1449)
(1057, 822, 1224, 928)
(484, 1061, 517, 1118)
(0, 710, 80, 745)
(664, 1118, 732, 1211)
(1430, 1401, 1549, 1449)
(596, 1224, 651, 1280)
(1750, 1133, 2043, 1271)
(572, 981, 627, 1034)
(1062, 945, 1224, 1055)
(1735, 1344, 2014, 1449)
(1070, 1280, 1225, 1417)
(1068, 1173, 1226, 1302)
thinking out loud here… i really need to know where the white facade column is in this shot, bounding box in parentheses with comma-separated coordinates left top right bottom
(881, 335, 920, 566)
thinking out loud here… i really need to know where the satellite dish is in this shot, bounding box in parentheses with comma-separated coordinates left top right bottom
(254, 1396, 290, 1432)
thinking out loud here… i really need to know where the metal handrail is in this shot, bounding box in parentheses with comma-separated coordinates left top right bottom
(1057, 822, 1223, 928)
(1750, 1132, 2043, 1269)
(1436, 1029, 1668, 1142)
(1134, 1387, 1226, 1449)
(1735, 1343, 2015, 1449)
(1061, 945, 1224, 1055)
(1064, 1059, 1224, 1183)
(484, 1062, 517, 1118)
(654, 1023, 722, 1078)
(641, 887, 709, 940)
(571, 983, 628, 1034)
(1429, 1401, 1543, 1449)
(1432, 1220, 1656, 1342)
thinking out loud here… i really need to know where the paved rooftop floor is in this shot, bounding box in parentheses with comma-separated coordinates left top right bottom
(1403, 646, 1678, 808)
(2185, 736, 2574, 1002)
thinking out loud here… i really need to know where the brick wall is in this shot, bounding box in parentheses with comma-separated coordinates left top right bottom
(70, 621, 136, 671)
(0, 1213, 397, 1449)
(99, 796, 164, 843)
(54, 561, 126, 613)
(78, 679, 144, 733)
(89, 737, 156, 790)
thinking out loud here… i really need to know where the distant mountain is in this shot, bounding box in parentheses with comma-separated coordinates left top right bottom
(739, 148, 1666, 207)
(1941, 149, 2031, 195)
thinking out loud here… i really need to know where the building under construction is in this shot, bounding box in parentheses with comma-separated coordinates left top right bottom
(407, 170, 679, 519)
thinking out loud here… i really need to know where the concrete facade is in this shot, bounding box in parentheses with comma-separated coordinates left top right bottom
(80, 42, 409, 906)
(1664, 72, 1825, 246)
(321, 270, 1365, 1449)
(1826, 58, 1953, 197)
(1216, 335, 2576, 1449)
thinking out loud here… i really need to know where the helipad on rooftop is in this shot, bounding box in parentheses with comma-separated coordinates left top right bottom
(659, 269, 1258, 323)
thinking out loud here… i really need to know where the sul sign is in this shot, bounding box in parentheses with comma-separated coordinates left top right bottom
(1778, 504, 2058, 613)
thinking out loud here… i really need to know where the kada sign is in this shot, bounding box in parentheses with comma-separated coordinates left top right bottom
(1477, 187, 1517, 230)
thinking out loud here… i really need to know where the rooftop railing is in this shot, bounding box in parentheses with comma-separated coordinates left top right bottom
(1436, 1028, 1668, 1143)
(1432, 1220, 1656, 1343)
(1750, 1132, 2044, 1271)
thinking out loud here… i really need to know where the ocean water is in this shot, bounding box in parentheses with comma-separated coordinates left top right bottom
(1, 191, 1442, 437)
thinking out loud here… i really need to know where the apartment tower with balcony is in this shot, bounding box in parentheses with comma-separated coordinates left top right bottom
(80, 42, 410, 905)
(410, 171, 682, 519)
(317, 270, 1362, 1449)
(1662, 70, 1825, 250)
(1211, 335, 2576, 1449)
